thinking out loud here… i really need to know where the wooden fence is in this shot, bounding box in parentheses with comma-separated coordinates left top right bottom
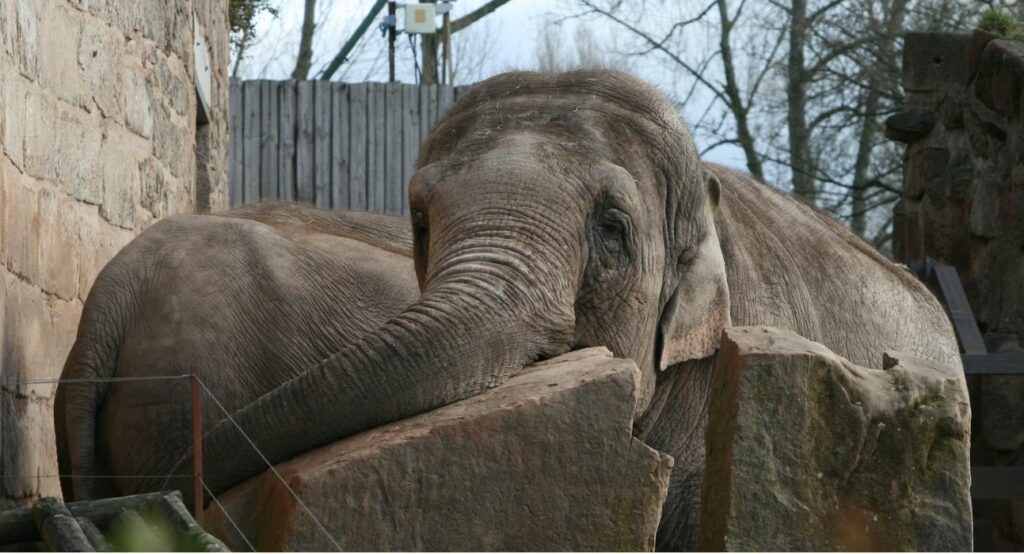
(229, 79, 469, 213)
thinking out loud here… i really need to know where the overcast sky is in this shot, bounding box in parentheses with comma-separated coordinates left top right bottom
(237, 0, 747, 168)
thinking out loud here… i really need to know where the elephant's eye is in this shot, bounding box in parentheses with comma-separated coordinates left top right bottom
(598, 210, 628, 243)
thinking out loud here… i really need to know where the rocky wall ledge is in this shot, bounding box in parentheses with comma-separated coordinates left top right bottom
(700, 326, 972, 551)
(204, 347, 673, 551)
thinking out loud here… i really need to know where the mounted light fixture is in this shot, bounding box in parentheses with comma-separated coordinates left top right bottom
(404, 3, 436, 34)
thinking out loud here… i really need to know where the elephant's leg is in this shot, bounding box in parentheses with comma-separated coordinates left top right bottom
(635, 356, 716, 551)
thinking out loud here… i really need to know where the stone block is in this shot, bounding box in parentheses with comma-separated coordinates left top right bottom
(700, 326, 971, 552)
(902, 32, 971, 92)
(1, 71, 26, 169)
(74, 211, 135, 302)
(78, 16, 124, 121)
(1, 277, 52, 398)
(148, 51, 192, 118)
(2, 170, 39, 281)
(151, 100, 193, 180)
(47, 297, 83, 386)
(205, 348, 673, 551)
(99, 126, 143, 230)
(120, 41, 154, 139)
(975, 39, 1024, 121)
(72, 203, 100, 301)
(36, 187, 80, 300)
(102, 1, 189, 58)
(24, 92, 102, 204)
(1, 394, 61, 502)
(35, 3, 86, 110)
(14, 0, 38, 80)
(0, 0, 16, 63)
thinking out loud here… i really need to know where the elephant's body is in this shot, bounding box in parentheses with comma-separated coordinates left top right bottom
(55, 203, 418, 499)
(56, 71, 962, 552)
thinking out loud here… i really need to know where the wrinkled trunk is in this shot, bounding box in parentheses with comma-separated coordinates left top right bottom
(187, 246, 574, 497)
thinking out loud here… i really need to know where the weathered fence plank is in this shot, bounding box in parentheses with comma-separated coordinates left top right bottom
(418, 85, 431, 156)
(438, 85, 454, 119)
(385, 83, 403, 214)
(369, 84, 387, 212)
(259, 80, 279, 200)
(229, 79, 242, 206)
(332, 83, 350, 210)
(278, 81, 297, 201)
(296, 81, 315, 204)
(242, 81, 260, 204)
(349, 83, 368, 210)
(230, 79, 462, 213)
(401, 84, 419, 215)
(314, 81, 333, 208)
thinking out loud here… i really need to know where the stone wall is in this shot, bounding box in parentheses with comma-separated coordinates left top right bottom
(0, 0, 229, 508)
(889, 31, 1024, 550)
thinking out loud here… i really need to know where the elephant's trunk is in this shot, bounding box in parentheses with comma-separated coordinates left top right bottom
(194, 226, 578, 496)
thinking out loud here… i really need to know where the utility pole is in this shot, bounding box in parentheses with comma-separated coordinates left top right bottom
(388, 1, 397, 82)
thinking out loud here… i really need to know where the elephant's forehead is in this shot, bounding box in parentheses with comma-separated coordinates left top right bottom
(422, 135, 593, 189)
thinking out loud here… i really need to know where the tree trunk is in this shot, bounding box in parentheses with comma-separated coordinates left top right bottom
(420, 0, 439, 84)
(850, 88, 878, 237)
(292, 0, 317, 79)
(717, 0, 765, 182)
(786, 0, 814, 203)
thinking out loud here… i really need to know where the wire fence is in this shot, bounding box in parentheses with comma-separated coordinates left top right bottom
(0, 372, 342, 552)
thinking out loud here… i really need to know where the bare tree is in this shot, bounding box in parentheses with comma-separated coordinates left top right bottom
(229, 0, 277, 78)
(569, 0, 974, 248)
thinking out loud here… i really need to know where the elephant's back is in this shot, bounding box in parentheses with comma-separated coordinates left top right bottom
(707, 163, 959, 370)
(92, 212, 418, 492)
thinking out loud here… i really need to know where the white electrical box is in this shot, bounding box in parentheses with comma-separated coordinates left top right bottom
(405, 3, 436, 34)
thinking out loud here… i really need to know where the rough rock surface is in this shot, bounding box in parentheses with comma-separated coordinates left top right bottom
(204, 347, 673, 551)
(700, 326, 972, 552)
(890, 30, 1024, 549)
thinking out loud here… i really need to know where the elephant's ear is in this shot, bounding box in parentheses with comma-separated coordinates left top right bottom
(656, 171, 731, 369)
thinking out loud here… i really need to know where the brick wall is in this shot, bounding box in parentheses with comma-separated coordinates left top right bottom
(0, 0, 229, 507)
(889, 31, 1024, 550)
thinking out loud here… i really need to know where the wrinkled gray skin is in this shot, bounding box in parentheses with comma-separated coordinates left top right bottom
(56, 70, 961, 551)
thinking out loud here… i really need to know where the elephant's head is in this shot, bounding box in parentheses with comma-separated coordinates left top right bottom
(410, 70, 730, 411)
(197, 71, 732, 495)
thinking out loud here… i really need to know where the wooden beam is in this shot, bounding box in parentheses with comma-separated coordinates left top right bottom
(962, 353, 1024, 375)
(0, 493, 168, 544)
(931, 263, 988, 355)
(32, 498, 94, 552)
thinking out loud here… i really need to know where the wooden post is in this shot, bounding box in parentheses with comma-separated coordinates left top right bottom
(191, 366, 204, 525)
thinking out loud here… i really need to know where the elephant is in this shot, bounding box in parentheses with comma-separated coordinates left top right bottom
(55, 70, 963, 551)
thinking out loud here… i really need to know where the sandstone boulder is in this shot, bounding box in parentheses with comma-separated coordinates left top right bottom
(204, 347, 673, 551)
(700, 326, 971, 551)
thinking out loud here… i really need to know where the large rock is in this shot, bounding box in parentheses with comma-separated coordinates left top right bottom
(700, 326, 971, 551)
(204, 348, 673, 551)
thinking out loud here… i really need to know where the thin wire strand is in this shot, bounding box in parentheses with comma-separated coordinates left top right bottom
(0, 474, 191, 479)
(2, 374, 191, 386)
(195, 376, 343, 552)
(202, 479, 257, 553)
